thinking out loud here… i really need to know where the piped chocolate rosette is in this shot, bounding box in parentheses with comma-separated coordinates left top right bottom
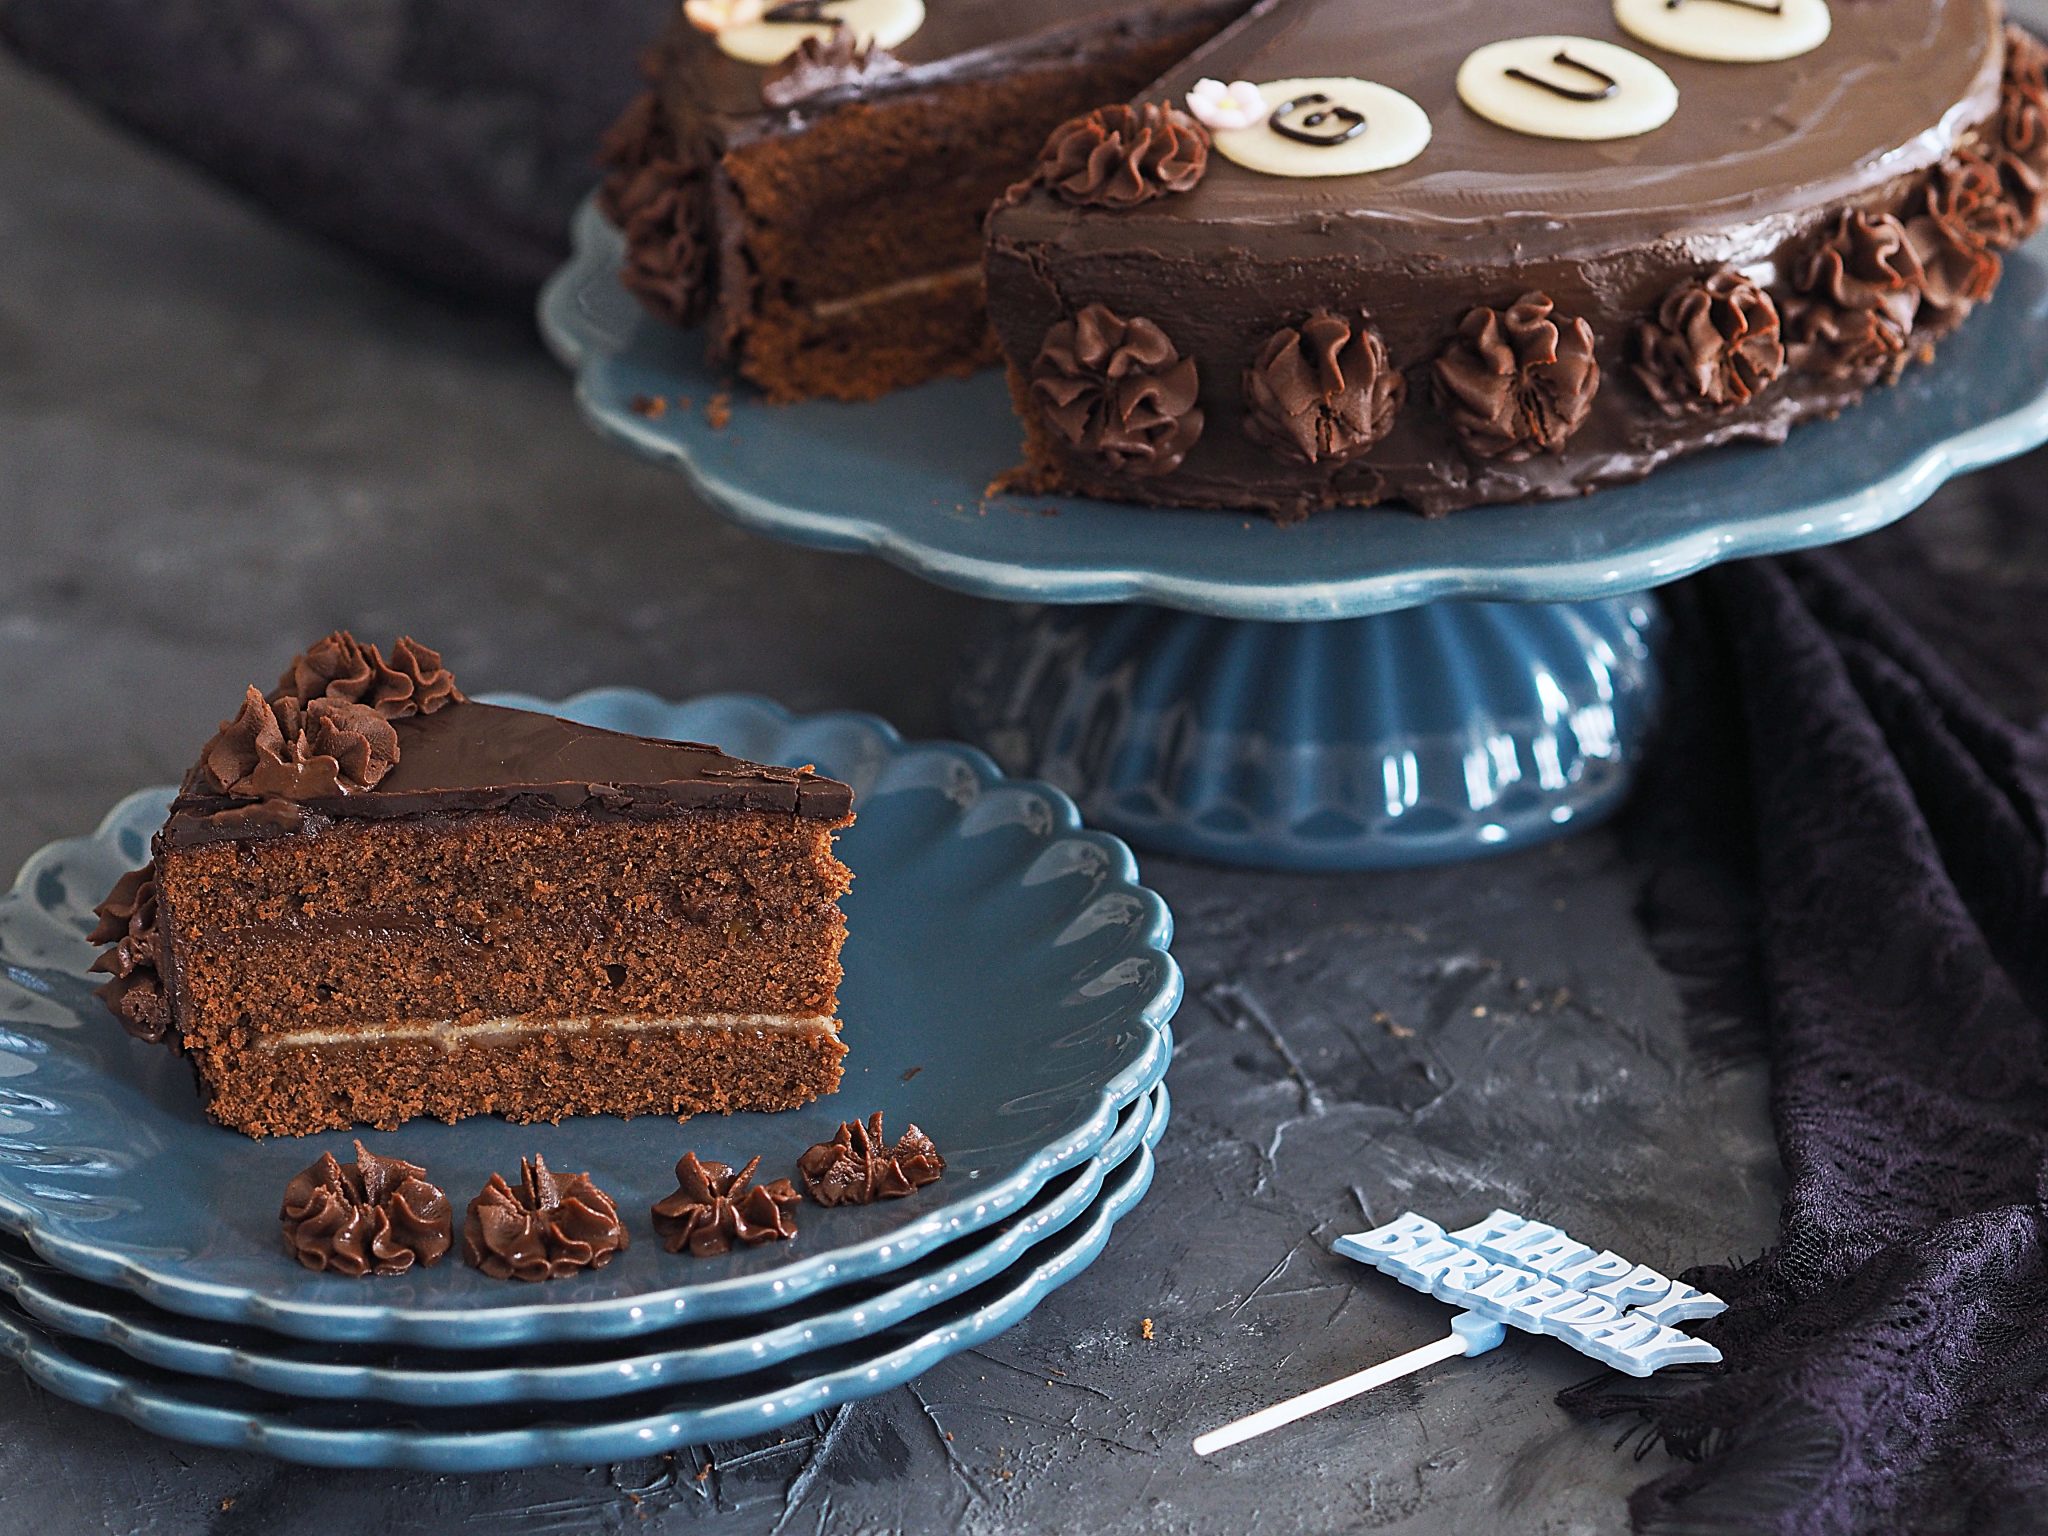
(652, 1152, 802, 1255)
(463, 1156, 630, 1281)
(280, 1141, 454, 1277)
(797, 1112, 945, 1206)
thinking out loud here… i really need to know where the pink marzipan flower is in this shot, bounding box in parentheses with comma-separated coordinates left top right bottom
(1185, 78, 1269, 132)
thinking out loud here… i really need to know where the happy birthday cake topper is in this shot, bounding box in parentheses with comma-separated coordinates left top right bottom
(1192, 1209, 1725, 1456)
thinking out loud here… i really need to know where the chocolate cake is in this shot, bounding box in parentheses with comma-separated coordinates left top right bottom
(89, 634, 854, 1138)
(597, 0, 1246, 402)
(610, 0, 2045, 519)
(985, 0, 2038, 518)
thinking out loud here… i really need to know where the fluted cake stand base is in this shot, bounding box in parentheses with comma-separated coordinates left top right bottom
(953, 598, 1660, 871)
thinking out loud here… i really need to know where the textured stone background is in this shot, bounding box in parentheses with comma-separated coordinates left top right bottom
(3, 37, 2047, 1536)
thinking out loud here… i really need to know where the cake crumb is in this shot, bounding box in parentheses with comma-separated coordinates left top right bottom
(1140, 1317, 1155, 1341)
(706, 393, 733, 430)
(1472, 1005, 1488, 1018)
(901, 1065, 923, 1082)
(1382, 1015, 1414, 1040)
(630, 394, 668, 419)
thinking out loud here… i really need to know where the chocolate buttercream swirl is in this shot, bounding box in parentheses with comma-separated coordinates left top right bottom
(197, 687, 400, 799)
(796, 1112, 945, 1207)
(275, 630, 384, 706)
(1034, 103, 1209, 210)
(1433, 293, 1600, 461)
(88, 863, 171, 1045)
(1905, 151, 2023, 325)
(1785, 209, 1923, 384)
(1782, 299, 1915, 387)
(1793, 209, 1924, 326)
(1241, 310, 1405, 467)
(380, 637, 463, 716)
(1631, 267, 1785, 417)
(281, 1141, 453, 1277)
(463, 1156, 629, 1281)
(1997, 24, 2048, 238)
(274, 631, 463, 719)
(1031, 305, 1203, 477)
(761, 31, 904, 108)
(598, 90, 714, 327)
(652, 1152, 801, 1255)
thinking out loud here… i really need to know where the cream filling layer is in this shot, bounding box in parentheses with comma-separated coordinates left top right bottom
(805, 263, 983, 323)
(258, 1013, 839, 1052)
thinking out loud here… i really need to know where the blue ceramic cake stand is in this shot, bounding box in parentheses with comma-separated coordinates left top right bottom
(542, 203, 2048, 870)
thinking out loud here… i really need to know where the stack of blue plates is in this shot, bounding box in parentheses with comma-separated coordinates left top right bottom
(0, 694, 1179, 1470)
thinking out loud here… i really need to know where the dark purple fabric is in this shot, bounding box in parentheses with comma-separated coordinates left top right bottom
(1564, 551, 2048, 1536)
(0, 0, 666, 304)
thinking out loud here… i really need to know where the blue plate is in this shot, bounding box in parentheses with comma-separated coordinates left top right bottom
(541, 202, 2048, 622)
(0, 1104, 1163, 1470)
(0, 694, 1177, 1346)
(0, 1084, 1164, 1406)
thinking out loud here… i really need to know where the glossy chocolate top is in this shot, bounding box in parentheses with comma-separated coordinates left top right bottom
(999, 0, 2004, 260)
(163, 701, 854, 846)
(980, 0, 2013, 517)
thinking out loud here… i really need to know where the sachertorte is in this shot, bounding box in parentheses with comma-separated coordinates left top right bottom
(611, 0, 2046, 519)
(984, 0, 2038, 518)
(90, 634, 854, 1138)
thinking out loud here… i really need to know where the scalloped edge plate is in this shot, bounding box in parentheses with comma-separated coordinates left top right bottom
(541, 201, 2048, 621)
(0, 1084, 1166, 1406)
(0, 1096, 1165, 1471)
(0, 694, 1177, 1346)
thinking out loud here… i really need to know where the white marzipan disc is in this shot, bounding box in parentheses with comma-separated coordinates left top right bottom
(1457, 36, 1678, 142)
(1210, 77, 1433, 179)
(717, 0, 924, 67)
(1614, 0, 1831, 64)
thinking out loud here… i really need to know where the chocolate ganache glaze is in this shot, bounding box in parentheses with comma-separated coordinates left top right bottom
(986, 0, 2013, 518)
(162, 700, 854, 847)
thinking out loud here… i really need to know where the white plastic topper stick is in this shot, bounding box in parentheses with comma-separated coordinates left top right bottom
(1193, 1312, 1505, 1457)
(1192, 1209, 1725, 1456)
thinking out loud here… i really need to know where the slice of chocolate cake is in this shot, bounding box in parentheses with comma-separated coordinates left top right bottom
(90, 634, 853, 1138)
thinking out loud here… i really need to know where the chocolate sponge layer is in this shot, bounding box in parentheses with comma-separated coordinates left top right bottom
(156, 807, 851, 1137)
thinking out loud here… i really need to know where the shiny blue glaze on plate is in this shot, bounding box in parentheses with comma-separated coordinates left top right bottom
(0, 694, 1177, 1346)
(0, 1084, 1164, 1406)
(540, 203, 2048, 623)
(0, 1103, 1165, 1470)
